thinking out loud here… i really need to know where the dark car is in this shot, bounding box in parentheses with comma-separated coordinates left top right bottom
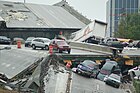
(25, 37, 35, 47)
(97, 61, 120, 81)
(76, 60, 99, 78)
(50, 39, 71, 54)
(133, 40, 140, 48)
(0, 73, 8, 81)
(0, 36, 11, 44)
(104, 73, 122, 88)
(101, 38, 125, 53)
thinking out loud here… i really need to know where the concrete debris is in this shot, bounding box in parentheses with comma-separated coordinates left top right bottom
(44, 65, 69, 93)
(4, 10, 28, 22)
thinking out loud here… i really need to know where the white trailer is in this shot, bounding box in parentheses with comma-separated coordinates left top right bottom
(70, 20, 107, 43)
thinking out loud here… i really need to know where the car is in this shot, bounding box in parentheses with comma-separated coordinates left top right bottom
(133, 40, 140, 48)
(12, 37, 25, 45)
(25, 37, 35, 47)
(0, 72, 8, 81)
(128, 66, 140, 80)
(50, 39, 71, 53)
(31, 37, 50, 50)
(0, 36, 11, 44)
(97, 60, 120, 81)
(84, 36, 101, 44)
(101, 38, 125, 53)
(104, 73, 122, 88)
(76, 60, 99, 78)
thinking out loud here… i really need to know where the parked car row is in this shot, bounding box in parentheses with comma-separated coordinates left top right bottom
(0, 36, 25, 45)
(28, 37, 71, 54)
(0, 36, 71, 54)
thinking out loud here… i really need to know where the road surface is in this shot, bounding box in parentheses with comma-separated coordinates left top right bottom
(71, 72, 125, 93)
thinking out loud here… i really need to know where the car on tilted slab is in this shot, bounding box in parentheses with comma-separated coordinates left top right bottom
(12, 37, 25, 45)
(0, 36, 11, 44)
(31, 37, 50, 50)
(76, 60, 99, 78)
(25, 37, 35, 47)
(49, 39, 71, 54)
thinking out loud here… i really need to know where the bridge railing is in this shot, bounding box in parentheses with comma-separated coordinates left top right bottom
(68, 41, 113, 55)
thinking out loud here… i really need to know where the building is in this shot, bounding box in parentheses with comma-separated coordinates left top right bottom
(0, 0, 88, 40)
(106, 0, 140, 37)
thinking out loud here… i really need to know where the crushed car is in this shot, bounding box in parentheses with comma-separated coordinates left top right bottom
(97, 60, 120, 81)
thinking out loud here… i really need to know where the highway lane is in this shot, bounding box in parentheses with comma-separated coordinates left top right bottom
(2, 44, 107, 55)
(71, 72, 125, 93)
(1, 44, 140, 56)
(0, 48, 44, 79)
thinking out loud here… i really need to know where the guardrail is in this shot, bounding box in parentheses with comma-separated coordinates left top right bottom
(68, 41, 113, 55)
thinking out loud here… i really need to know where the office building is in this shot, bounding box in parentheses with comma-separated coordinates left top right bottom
(106, 0, 140, 37)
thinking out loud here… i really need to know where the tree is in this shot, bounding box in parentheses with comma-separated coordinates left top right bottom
(114, 13, 140, 40)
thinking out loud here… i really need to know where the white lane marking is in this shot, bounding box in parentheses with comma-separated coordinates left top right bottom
(96, 84, 100, 90)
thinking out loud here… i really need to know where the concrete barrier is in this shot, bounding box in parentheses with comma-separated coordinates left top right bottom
(68, 41, 113, 54)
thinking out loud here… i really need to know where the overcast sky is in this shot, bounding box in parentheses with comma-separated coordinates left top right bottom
(1, 0, 108, 22)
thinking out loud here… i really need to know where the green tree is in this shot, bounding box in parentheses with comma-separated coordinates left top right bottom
(114, 13, 140, 40)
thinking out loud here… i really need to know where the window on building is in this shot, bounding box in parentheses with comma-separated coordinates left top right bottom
(131, 9, 138, 13)
(127, 0, 131, 8)
(123, 0, 127, 8)
(134, 0, 138, 8)
(131, 0, 135, 8)
(118, 0, 123, 8)
(115, 0, 119, 8)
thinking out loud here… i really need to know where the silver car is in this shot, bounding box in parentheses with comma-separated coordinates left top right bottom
(31, 38, 50, 50)
(104, 73, 122, 88)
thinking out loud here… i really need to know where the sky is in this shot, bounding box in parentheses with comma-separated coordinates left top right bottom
(1, 0, 108, 22)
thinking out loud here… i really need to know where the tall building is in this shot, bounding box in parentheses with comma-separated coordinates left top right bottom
(106, 0, 140, 37)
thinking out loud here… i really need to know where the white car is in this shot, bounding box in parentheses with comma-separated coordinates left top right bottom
(104, 73, 122, 88)
(128, 66, 140, 79)
(31, 38, 50, 50)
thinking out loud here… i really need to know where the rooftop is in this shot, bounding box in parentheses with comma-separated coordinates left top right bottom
(0, 1, 86, 28)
